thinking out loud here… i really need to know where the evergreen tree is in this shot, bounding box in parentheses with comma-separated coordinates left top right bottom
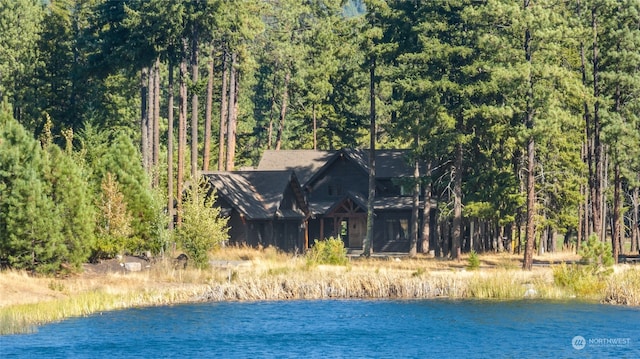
(596, 0, 640, 262)
(0, 0, 43, 120)
(0, 102, 66, 273)
(80, 128, 166, 256)
(42, 122, 96, 270)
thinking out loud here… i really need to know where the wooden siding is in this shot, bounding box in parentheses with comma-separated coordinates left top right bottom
(307, 155, 368, 204)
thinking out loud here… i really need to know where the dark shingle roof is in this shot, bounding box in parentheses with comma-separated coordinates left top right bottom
(204, 171, 306, 220)
(257, 150, 336, 185)
(343, 149, 414, 178)
(257, 149, 414, 185)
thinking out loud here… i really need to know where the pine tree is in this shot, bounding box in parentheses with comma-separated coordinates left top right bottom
(0, 0, 43, 114)
(0, 102, 66, 273)
(596, 0, 640, 262)
(80, 128, 166, 256)
(42, 120, 95, 270)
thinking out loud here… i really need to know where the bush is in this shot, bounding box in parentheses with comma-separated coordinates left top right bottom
(580, 234, 614, 269)
(552, 262, 608, 297)
(306, 238, 349, 266)
(175, 180, 229, 269)
(467, 250, 480, 270)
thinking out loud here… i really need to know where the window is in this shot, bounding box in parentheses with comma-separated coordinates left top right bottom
(399, 183, 418, 196)
(386, 219, 409, 241)
(328, 182, 344, 197)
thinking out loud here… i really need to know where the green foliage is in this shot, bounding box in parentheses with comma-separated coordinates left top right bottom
(0, 102, 66, 274)
(552, 263, 608, 298)
(467, 250, 480, 271)
(2, 0, 640, 268)
(553, 236, 614, 297)
(93, 172, 133, 260)
(0, 0, 43, 99)
(175, 181, 229, 269)
(306, 237, 349, 266)
(579, 234, 614, 270)
(412, 267, 426, 277)
(43, 134, 95, 270)
(81, 128, 166, 256)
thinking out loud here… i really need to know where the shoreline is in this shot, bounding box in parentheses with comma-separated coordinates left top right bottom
(2, 250, 639, 335)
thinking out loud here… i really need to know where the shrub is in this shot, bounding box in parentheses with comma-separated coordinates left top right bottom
(553, 235, 614, 297)
(579, 234, 614, 270)
(552, 262, 608, 297)
(92, 172, 133, 260)
(306, 237, 349, 266)
(467, 250, 480, 270)
(175, 180, 229, 269)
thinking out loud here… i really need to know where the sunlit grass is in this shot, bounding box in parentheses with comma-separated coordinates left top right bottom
(0, 247, 637, 335)
(605, 266, 640, 305)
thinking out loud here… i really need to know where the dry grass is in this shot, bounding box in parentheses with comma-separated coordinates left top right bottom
(604, 266, 640, 305)
(0, 247, 635, 335)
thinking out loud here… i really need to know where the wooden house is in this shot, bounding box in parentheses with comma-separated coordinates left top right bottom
(203, 171, 309, 253)
(257, 149, 423, 253)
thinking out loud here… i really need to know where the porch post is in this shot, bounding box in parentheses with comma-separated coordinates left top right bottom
(304, 220, 309, 250)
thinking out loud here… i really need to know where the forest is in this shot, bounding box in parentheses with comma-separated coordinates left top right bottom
(1, 0, 639, 273)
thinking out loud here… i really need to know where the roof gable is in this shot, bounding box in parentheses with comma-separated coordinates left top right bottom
(343, 149, 415, 178)
(203, 171, 307, 220)
(257, 149, 416, 186)
(257, 150, 335, 185)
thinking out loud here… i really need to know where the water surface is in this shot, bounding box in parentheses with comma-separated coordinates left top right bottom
(1, 299, 638, 358)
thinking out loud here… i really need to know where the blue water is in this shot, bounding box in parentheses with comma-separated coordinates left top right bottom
(1, 299, 639, 358)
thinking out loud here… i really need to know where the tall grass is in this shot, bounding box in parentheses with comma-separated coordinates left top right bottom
(604, 267, 640, 305)
(1, 248, 639, 335)
(466, 270, 568, 300)
(552, 263, 608, 299)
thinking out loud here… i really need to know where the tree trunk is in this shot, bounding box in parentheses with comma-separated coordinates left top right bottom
(218, 49, 228, 171)
(275, 70, 291, 151)
(225, 52, 238, 171)
(141, 67, 149, 173)
(538, 216, 546, 256)
(267, 73, 277, 150)
(612, 164, 621, 263)
(191, 32, 199, 179)
(506, 223, 513, 253)
(153, 58, 160, 187)
(167, 64, 175, 230)
(177, 41, 188, 225)
(523, 134, 536, 270)
(590, 8, 604, 241)
(147, 65, 154, 174)
(632, 185, 639, 253)
(409, 149, 419, 257)
(522, 3, 536, 270)
(578, 0, 591, 249)
(421, 161, 432, 254)
(313, 103, 317, 150)
(451, 142, 463, 260)
(203, 47, 214, 172)
(363, 59, 375, 257)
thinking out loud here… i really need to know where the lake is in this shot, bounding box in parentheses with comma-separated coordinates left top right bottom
(1, 299, 639, 358)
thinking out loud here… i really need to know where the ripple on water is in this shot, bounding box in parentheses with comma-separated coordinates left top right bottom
(1, 299, 639, 358)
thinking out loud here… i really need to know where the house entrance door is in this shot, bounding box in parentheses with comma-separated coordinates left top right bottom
(349, 217, 366, 249)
